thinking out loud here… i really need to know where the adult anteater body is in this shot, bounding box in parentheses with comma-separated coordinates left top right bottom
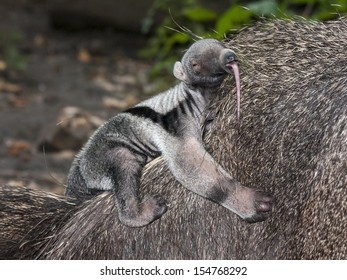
(1, 19, 346, 259)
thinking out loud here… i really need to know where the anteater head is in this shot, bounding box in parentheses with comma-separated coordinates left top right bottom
(173, 38, 238, 88)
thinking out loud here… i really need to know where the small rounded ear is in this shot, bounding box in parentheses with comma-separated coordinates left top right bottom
(173, 61, 189, 82)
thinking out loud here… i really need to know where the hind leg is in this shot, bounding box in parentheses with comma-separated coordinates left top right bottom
(110, 147, 167, 227)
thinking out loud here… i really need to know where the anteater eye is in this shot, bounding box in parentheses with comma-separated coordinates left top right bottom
(192, 62, 200, 71)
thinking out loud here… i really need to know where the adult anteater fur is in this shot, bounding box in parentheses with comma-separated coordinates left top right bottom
(1, 19, 347, 259)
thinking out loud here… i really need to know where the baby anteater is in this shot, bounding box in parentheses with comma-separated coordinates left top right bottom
(65, 39, 272, 227)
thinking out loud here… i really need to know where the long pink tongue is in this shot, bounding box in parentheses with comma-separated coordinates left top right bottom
(230, 62, 241, 121)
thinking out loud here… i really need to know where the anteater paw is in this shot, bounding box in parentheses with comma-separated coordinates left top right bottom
(244, 191, 273, 223)
(143, 193, 168, 221)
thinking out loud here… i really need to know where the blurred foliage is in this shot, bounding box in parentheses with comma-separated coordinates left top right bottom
(140, 0, 347, 77)
(0, 31, 27, 72)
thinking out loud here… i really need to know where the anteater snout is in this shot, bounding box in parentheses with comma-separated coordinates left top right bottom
(220, 49, 238, 65)
(226, 52, 237, 63)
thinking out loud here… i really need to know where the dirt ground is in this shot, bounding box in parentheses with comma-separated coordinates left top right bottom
(0, 5, 164, 194)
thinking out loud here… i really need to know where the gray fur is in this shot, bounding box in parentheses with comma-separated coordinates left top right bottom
(1, 19, 346, 259)
(65, 38, 272, 227)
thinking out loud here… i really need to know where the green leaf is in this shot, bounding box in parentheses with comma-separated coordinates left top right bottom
(215, 6, 252, 36)
(247, 0, 278, 16)
(313, 10, 337, 21)
(289, 0, 315, 4)
(332, 0, 347, 12)
(162, 33, 190, 55)
(183, 6, 217, 22)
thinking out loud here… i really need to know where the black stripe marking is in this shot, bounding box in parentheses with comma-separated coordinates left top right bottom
(128, 138, 151, 156)
(162, 107, 180, 135)
(184, 89, 201, 114)
(184, 97, 195, 115)
(128, 129, 162, 158)
(124, 107, 162, 124)
(179, 101, 186, 115)
(125, 106, 184, 136)
(108, 140, 147, 161)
